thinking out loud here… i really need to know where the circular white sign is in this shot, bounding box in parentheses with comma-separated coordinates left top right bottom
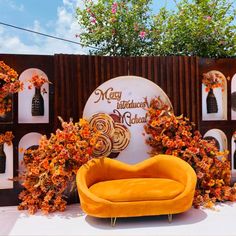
(83, 76, 172, 164)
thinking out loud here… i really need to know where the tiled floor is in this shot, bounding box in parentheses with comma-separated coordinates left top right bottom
(1, 202, 236, 236)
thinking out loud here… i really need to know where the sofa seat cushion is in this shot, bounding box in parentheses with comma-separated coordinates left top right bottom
(89, 178, 185, 202)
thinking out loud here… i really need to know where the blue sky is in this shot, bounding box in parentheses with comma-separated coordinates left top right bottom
(0, 0, 178, 54)
(0, 0, 232, 55)
(0, 0, 82, 54)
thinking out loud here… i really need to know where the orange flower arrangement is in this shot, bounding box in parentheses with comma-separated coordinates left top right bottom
(145, 97, 236, 208)
(0, 96, 12, 117)
(28, 74, 50, 89)
(202, 70, 227, 92)
(0, 131, 14, 145)
(0, 61, 23, 116)
(18, 117, 101, 214)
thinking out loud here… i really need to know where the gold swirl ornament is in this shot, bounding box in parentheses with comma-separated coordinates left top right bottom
(93, 134, 113, 157)
(111, 123, 131, 153)
(89, 113, 115, 136)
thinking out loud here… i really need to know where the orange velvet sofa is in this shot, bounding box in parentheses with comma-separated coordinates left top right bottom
(76, 154, 197, 221)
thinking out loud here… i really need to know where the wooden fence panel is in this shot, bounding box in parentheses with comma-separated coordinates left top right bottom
(2, 53, 236, 206)
(0, 54, 54, 206)
(198, 58, 236, 164)
(127, 56, 199, 124)
(54, 55, 129, 128)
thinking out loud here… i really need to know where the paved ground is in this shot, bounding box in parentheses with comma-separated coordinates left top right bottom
(1, 202, 236, 236)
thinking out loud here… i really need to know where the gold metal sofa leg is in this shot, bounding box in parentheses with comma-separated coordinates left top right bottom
(168, 214, 172, 223)
(111, 217, 117, 227)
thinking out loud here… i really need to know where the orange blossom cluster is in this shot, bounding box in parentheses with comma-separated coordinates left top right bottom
(18, 118, 101, 214)
(202, 71, 226, 92)
(28, 74, 50, 89)
(145, 97, 236, 208)
(0, 61, 23, 115)
(0, 131, 14, 145)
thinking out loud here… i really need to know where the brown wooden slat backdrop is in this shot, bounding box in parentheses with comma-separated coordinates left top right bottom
(199, 58, 236, 162)
(0, 54, 54, 206)
(54, 55, 200, 128)
(2, 54, 236, 206)
(54, 55, 129, 128)
(132, 56, 200, 125)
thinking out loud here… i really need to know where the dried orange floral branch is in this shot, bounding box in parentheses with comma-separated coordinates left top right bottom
(202, 70, 229, 92)
(0, 61, 23, 116)
(145, 97, 236, 208)
(18, 117, 101, 214)
(0, 131, 14, 145)
(28, 73, 51, 89)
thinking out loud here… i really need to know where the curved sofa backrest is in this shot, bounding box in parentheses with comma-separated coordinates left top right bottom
(77, 155, 197, 188)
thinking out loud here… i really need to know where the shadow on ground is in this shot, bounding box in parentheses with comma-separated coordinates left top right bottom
(85, 207, 207, 230)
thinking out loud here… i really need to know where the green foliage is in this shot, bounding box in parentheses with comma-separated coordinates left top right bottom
(76, 0, 236, 58)
(150, 0, 236, 57)
(76, 0, 152, 56)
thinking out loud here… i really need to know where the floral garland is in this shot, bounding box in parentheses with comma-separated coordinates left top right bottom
(0, 61, 23, 116)
(18, 118, 101, 214)
(0, 131, 14, 145)
(145, 97, 236, 208)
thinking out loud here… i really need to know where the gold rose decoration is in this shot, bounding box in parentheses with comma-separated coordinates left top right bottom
(89, 113, 130, 158)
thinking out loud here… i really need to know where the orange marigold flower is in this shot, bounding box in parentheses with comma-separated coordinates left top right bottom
(18, 117, 100, 214)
